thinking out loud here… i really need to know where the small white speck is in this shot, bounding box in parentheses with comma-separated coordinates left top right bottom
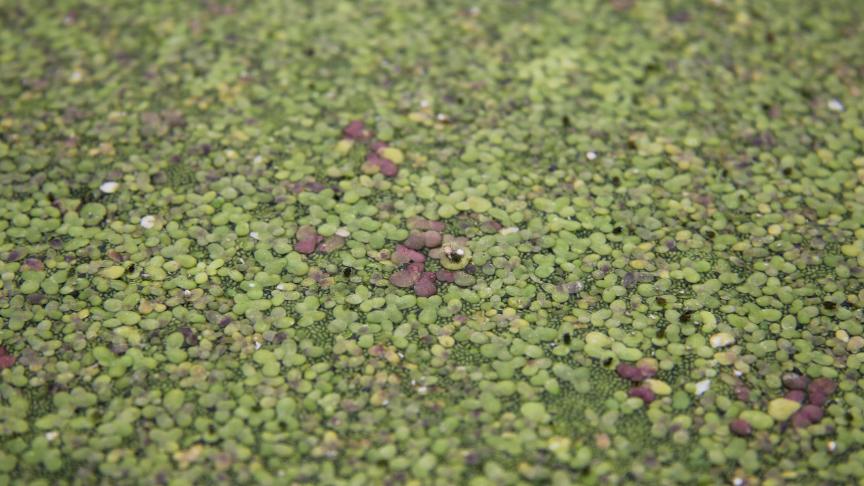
(410, 379, 416, 385)
(827, 99, 844, 112)
(100, 181, 119, 193)
(69, 70, 83, 82)
(420, 99, 430, 108)
(733, 478, 744, 486)
(586, 151, 597, 160)
(183, 289, 192, 297)
(827, 441, 837, 452)
(694, 379, 711, 396)
(140, 215, 156, 229)
(335, 227, 350, 238)
(710, 332, 735, 349)
(397, 352, 404, 358)
(416, 386, 427, 394)
(45, 431, 59, 441)
(249, 283, 256, 288)
(255, 340, 262, 350)
(468, 6, 481, 16)
(733, 370, 743, 377)
(276, 283, 285, 290)
(436, 113, 449, 122)
(500, 226, 520, 235)
(250, 231, 260, 240)
(253, 155, 264, 164)
(382, 399, 389, 406)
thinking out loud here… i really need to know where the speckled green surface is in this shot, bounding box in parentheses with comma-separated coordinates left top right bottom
(1, 1, 864, 484)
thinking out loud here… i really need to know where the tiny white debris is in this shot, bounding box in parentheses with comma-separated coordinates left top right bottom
(253, 155, 264, 164)
(382, 399, 389, 406)
(562, 281, 584, 295)
(694, 379, 711, 396)
(276, 283, 285, 291)
(416, 386, 428, 394)
(733, 478, 744, 486)
(335, 227, 350, 238)
(45, 431, 59, 442)
(140, 215, 156, 229)
(397, 352, 404, 358)
(733, 369, 743, 377)
(255, 340, 262, 350)
(827, 98, 844, 112)
(710, 332, 735, 349)
(100, 181, 119, 193)
(586, 151, 597, 160)
(468, 5, 481, 16)
(500, 226, 520, 235)
(249, 282, 256, 288)
(436, 113, 450, 122)
(69, 70, 83, 82)
(183, 289, 192, 297)
(249, 231, 260, 240)
(827, 441, 837, 452)
(420, 99, 430, 108)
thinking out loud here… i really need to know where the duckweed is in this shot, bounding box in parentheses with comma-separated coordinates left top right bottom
(1, 0, 863, 484)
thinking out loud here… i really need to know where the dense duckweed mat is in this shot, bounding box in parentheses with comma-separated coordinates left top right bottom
(1, 0, 863, 484)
